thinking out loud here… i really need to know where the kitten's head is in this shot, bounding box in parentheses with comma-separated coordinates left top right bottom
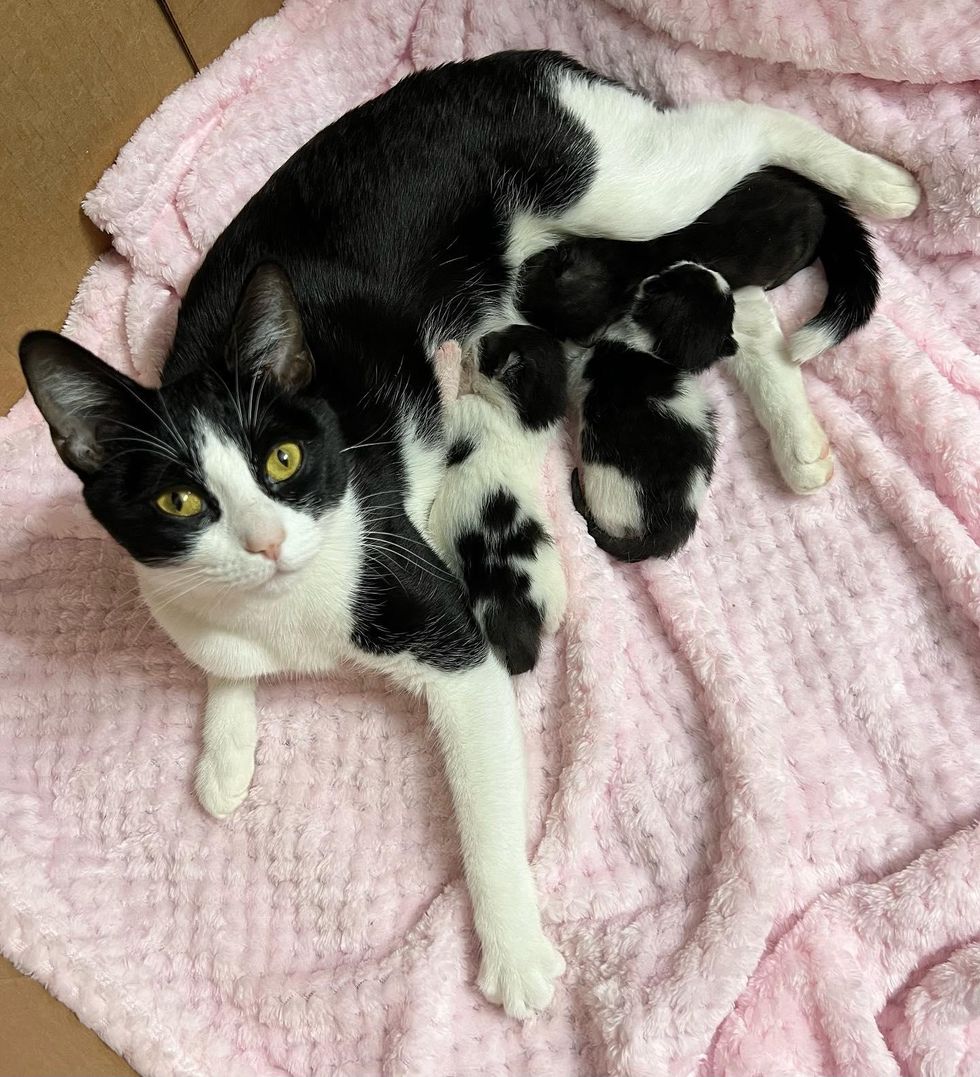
(630, 261, 737, 373)
(517, 243, 620, 342)
(21, 263, 348, 593)
(472, 323, 568, 431)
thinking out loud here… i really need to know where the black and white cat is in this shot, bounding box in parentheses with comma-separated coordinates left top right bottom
(428, 324, 568, 675)
(19, 50, 919, 1016)
(519, 165, 880, 493)
(570, 262, 732, 561)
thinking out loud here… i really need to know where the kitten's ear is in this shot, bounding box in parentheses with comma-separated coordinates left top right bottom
(19, 331, 143, 475)
(228, 262, 313, 392)
(638, 272, 667, 296)
(477, 328, 524, 382)
(720, 333, 738, 358)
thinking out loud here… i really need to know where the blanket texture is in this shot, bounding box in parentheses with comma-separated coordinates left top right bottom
(3, 2, 980, 1074)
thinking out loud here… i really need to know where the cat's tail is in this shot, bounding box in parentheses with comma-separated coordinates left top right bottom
(788, 190, 880, 364)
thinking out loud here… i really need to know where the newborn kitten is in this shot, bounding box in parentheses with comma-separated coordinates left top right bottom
(570, 262, 736, 562)
(428, 324, 568, 674)
(518, 165, 879, 363)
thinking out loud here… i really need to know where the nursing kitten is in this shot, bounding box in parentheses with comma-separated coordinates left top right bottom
(520, 165, 879, 495)
(19, 49, 918, 1016)
(518, 165, 880, 362)
(428, 324, 567, 676)
(570, 262, 735, 561)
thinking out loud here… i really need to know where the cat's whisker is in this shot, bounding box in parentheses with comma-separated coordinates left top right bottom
(364, 527, 442, 557)
(157, 389, 192, 458)
(133, 572, 225, 639)
(251, 370, 278, 435)
(364, 534, 452, 581)
(216, 368, 247, 434)
(103, 368, 189, 460)
(101, 419, 182, 460)
(341, 439, 398, 454)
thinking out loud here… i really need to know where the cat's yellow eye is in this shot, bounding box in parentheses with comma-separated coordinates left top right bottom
(265, 441, 302, 483)
(154, 488, 203, 518)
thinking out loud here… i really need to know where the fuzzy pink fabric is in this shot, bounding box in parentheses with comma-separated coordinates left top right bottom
(3, 2, 980, 1074)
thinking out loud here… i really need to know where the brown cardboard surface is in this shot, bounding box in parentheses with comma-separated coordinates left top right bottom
(0, 957, 138, 1076)
(0, 0, 193, 415)
(167, 0, 283, 68)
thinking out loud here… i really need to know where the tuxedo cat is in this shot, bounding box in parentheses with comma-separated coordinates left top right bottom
(428, 324, 568, 675)
(519, 165, 881, 494)
(20, 50, 919, 1016)
(570, 262, 732, 561)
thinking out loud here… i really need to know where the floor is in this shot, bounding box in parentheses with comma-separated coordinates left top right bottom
(0, 956, 136, 1076)
(0, 367, 137, 1074)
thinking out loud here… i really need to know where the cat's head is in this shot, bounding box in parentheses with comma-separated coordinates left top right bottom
(21, 263, 348, 592)
(472, 323, 568, 431)
(630, 261, 737, 373)
(517, 242, 620, 342)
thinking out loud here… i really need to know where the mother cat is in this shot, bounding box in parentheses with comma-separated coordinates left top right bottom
(19, 50, 918, 1017)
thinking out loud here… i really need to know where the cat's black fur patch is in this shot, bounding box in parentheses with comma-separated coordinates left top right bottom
(518, 166, 878, 347)
(446, 437, 476, 466)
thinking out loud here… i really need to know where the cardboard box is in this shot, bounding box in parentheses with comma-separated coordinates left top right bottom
(0, 0, 280, 415)
(0, 4, 280, 1071)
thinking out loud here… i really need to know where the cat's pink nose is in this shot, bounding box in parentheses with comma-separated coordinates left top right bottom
(244, 529, 285, 561)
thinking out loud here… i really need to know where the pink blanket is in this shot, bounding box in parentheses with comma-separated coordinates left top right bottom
(3, 2, 980, 1074)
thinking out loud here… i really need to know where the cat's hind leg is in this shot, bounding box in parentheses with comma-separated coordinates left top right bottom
(730, 287, 834, 495)
(552, 74, 918, 246)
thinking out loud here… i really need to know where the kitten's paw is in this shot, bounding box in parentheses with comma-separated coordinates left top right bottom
(846, 153, 920, 219)
(478, 929, 565, 1019)
(195, 744, 255, 819)
(771, 417, 835, 495)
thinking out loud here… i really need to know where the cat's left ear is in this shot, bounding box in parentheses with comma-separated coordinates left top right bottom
(227, 262, 313, 391)
(19, 331, 147, 475)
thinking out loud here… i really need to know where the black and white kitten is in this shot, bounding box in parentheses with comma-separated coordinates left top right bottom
(520, 165, 881, 494)
(428, 324, 567, 676)
(570, 262, 734, 561)
(19, 50, 919, 1016)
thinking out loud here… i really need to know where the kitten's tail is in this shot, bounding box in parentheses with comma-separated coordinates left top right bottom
(789, 191, 880, 364)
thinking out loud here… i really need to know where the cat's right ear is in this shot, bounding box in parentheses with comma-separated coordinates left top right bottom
(19, 331, 143, 475)
(226, 262, 313, 392)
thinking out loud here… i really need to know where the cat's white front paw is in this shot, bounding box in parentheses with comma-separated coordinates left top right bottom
(846, 153, 920, 219)
(770, 418, 835, 495)
(195, 743, 255, 818)
(477, 926, 565, 1019)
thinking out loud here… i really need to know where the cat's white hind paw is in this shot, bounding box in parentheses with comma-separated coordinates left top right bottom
(771, 415, 835, 495)
(845, 153, 920, 219)
(195, 744, 255, 819)
(478, 929, 565, 1019)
